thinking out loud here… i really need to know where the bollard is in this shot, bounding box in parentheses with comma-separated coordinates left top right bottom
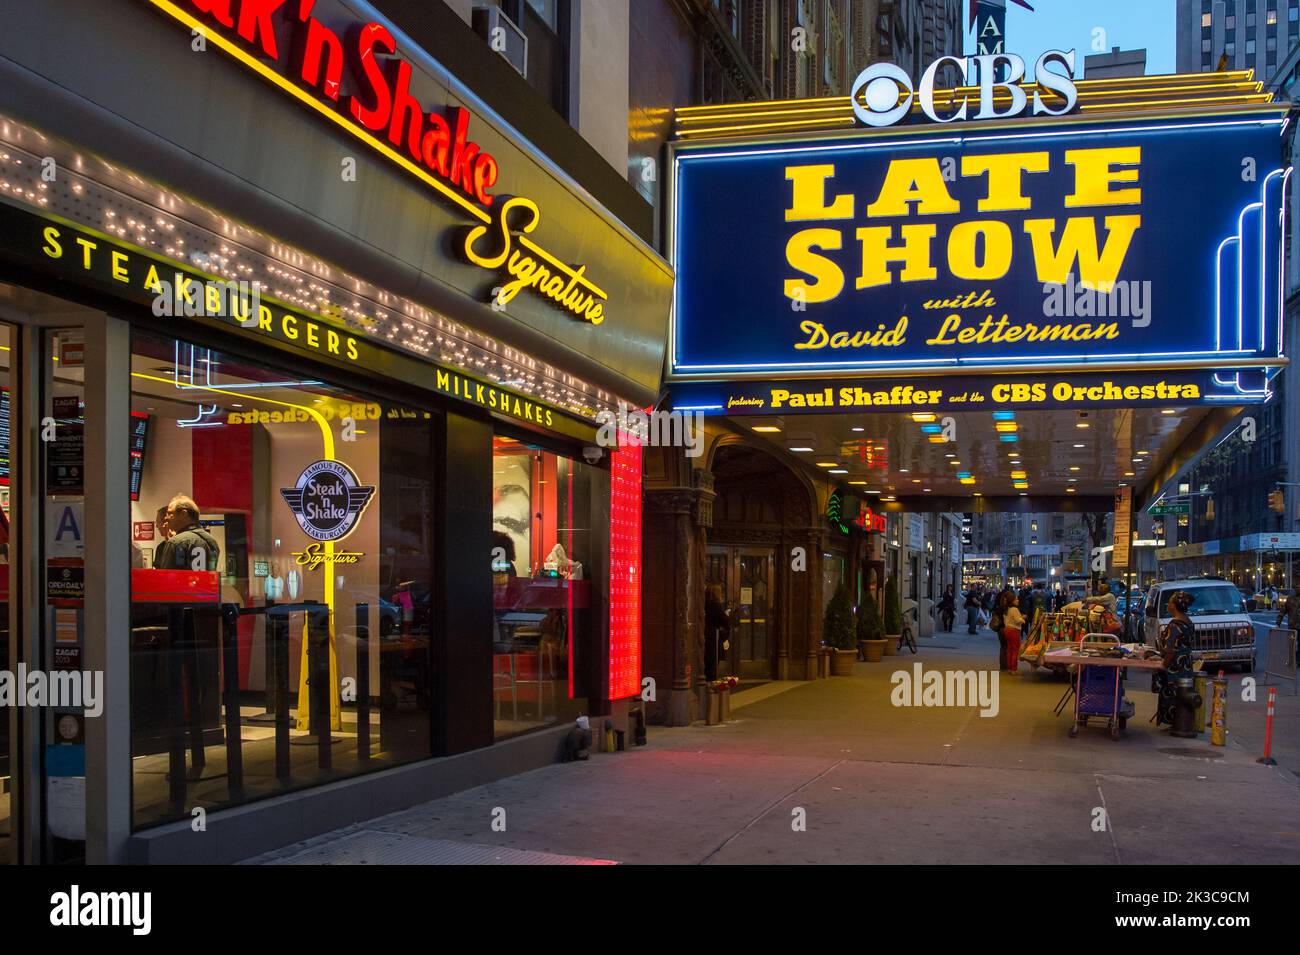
(1210, 671, 1228, 746)
(1193, 671, 1209, 733)
(1258, 687, 1278, 766)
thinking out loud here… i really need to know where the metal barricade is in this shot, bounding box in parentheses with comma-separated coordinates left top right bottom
(1264, 627, 1298, 695)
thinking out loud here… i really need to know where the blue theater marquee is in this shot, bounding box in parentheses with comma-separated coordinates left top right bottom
(668, 106, 1290, 411)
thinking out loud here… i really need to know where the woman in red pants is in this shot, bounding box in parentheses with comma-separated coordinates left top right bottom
(1003, 594, 1026, 675)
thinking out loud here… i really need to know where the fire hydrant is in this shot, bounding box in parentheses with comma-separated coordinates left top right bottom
(1170, 674, 1202, 739)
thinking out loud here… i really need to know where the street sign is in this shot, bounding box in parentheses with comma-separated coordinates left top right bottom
(1149, 504, 1190, 516)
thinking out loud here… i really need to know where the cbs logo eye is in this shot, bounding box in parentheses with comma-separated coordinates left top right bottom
(850, 63, 914, 128)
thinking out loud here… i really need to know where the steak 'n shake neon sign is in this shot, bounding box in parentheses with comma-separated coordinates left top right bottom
(146, 0, 606, 324)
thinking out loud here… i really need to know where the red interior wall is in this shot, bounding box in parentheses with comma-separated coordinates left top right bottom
(192, 426, 254, 687)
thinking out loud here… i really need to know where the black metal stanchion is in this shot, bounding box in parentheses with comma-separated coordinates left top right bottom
(166, 606, 186, 809)
(273, 608, 290, 783)
(182, 607, 206, 781)
(220, 604, 244, 799)
(308, 605, 332, 772)
(248, 598, 278, 724)
(355, 603, 370, 764)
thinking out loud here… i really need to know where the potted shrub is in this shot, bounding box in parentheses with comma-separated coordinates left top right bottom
(857, 592, 887, 662)
(824, 583, 857, 676)
(883, 575, 903, 655)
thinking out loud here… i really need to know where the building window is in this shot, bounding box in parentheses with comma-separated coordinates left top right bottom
(1269, 10, 1279, 26)
(1226, 41, 1236, 56)
(1203, 11, 1213, 26)
(501, 0, 570, 119)
(1204, 37, 1214, 52)
(1248, 38, 1257, 53)
(1292, 4, 1298, 24)
(1203, 51, 1212, 66)
(491, 436, 597, 738)
(128, 331, 437, 831)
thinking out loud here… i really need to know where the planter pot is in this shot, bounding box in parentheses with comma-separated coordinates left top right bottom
(884, 633, 900, 656)
(818, 649, 831, 678)
(830, 648, 857, 676)
(706, 690, 721, 725)
(863, 639, 887, 663)
(720, 688, 732, 722)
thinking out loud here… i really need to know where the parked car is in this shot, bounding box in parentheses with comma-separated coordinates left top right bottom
(1142, 579, 1256, 672)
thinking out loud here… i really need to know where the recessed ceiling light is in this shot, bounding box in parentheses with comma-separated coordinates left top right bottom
(1124, 471, 1136, 477)
(912, 478, 922, 483)
(789, 447, 814, 452)
(923, 488, 932, 492)
(899, 468, 910, 473)
(1066, 487, 1076, 493)
(850, 481, 868, 486)
(1019, 492, 1027, 496)
(1073, 443, 1085, 448)
(851, 426, 865, 432)
(1069, 466, 1080, 471)
(1076, 422, 1090, 429)
(1161, 409, 1177, 415)
(829, 469, 848, 474)
(1068, 478, 1077, 482)
(752, 425, 781, 433)
(863, 489, 881, 494)
(1137, 450, 1149, 456)
(816, 462, 839, 468)
(945, 453, 955, 458)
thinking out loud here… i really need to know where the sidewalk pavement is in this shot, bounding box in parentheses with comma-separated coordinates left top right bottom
(245, 628, 1300, 865)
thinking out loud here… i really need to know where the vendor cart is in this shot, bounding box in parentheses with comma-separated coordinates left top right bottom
(1043, 639, 1166, 739)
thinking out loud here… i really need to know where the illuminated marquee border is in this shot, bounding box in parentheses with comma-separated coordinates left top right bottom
(667, 112, 1291, 380)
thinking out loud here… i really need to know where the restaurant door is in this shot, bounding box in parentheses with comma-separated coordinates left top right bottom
(706, 545, 775, 680)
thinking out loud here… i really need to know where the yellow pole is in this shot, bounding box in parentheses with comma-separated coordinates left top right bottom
(1210, 675, 1227, 746)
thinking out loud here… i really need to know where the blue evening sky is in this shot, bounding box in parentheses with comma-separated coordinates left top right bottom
(969, 0, 1177, 77)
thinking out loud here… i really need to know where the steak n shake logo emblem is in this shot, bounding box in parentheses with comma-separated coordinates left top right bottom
(280, 460, 375, 542)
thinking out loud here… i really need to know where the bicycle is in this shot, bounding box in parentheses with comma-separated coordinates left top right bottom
(897, 608, 918, 654)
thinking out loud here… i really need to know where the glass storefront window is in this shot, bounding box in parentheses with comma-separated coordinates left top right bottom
(491, 436, 592, 738)
(128, 332, 435, 829)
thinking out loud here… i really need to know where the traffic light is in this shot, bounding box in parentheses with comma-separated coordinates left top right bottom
(1268, 489, 1286, 513)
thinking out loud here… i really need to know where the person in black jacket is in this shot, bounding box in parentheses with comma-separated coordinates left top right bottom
(704, 584, 731, 681)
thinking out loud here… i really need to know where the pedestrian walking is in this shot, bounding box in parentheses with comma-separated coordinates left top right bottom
(964, 589, 980, 635)
(990, 589, 1009, 669)
(1003, 595, 1026, 675)
(938, 585, 955, 633)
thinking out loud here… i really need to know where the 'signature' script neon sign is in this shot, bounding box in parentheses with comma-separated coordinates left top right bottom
(149, 0, 607, 324)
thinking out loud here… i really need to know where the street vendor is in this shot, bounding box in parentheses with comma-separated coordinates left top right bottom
(1083, 581, 1117, 614)
(1153, 590, 1196, 727)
